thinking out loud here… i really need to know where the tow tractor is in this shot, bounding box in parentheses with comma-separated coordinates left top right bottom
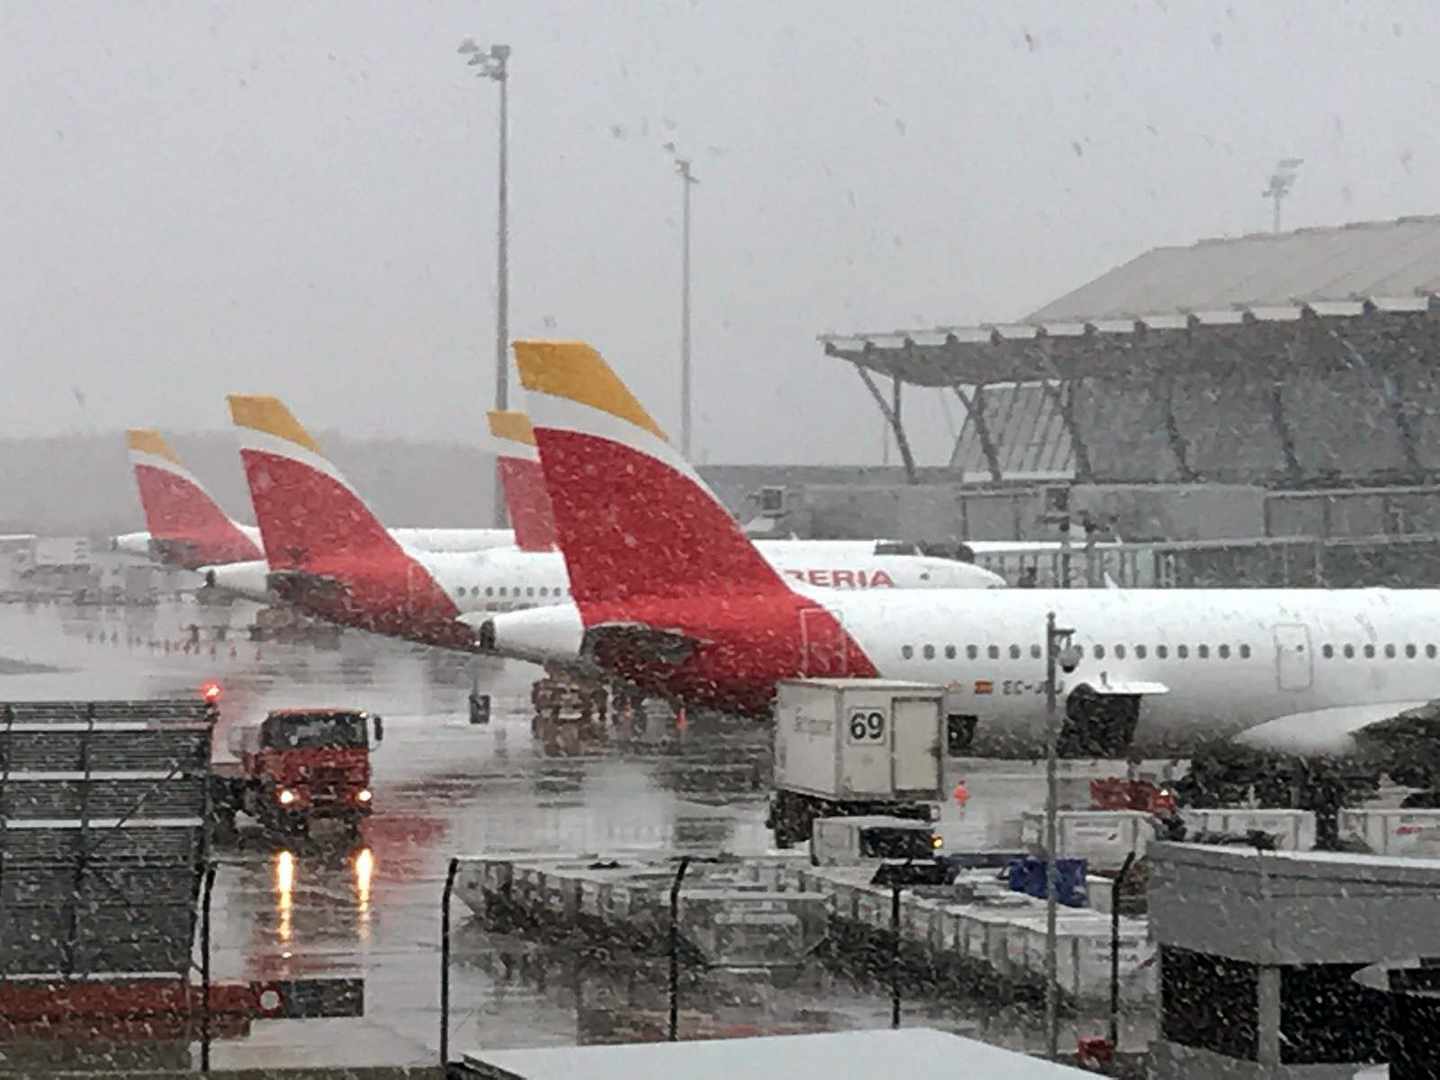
(205, 685, 384, 837)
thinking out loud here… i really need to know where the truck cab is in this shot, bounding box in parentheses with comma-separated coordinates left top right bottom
(220, 708, 383, 835)
(809, 814, 943, 867)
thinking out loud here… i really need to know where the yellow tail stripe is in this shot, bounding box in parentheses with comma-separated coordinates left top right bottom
(487, 409, 537, 447)
(513, 341, 668, 443)
(227, 395, 323, 454)
(126, 428, 181, 465)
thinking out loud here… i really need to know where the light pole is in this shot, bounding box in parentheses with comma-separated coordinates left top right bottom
(458, 37, 512, 528)
(1044, 612, 1080, 1060)
(1262, 158, 1303, 234)
(676, 158, 698, 459)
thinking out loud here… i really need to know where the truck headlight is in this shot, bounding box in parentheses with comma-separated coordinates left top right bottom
(277, 788, 297, 806)
(931, 834, 944, 850)
(356, 789, 372, 803)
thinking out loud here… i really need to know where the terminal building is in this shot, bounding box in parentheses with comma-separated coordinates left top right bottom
(794, 215, 1440, 587)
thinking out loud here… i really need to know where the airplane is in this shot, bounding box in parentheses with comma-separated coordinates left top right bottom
(483, 408, 1008, 591)
(213, 396, 1006, 649)
(466, 340, 1440, 793)
(113, 426, 519, 572)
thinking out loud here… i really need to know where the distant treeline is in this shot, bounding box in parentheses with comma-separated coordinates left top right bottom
(0, 431, 496, 536)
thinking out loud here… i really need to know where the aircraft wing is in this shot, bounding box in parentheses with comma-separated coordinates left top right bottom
(1233, 700, 1439, 756)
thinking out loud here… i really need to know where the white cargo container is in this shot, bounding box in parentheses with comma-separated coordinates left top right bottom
(1340, 808, 1440, 856)
(1020, 810, 1153, 869)
(1181, 808, 1316, 851)
(769, 679, 946, 847)
(1010, 913, 1156, 1002)
(809, 814, 942, 867)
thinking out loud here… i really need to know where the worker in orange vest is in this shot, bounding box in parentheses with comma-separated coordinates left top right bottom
(953, 779, 970, 810)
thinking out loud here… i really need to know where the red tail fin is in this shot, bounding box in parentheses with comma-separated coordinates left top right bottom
(514, 341, 789, 604)
(126, 429, 261, 568)
(487, 411, 557, 552)
(226, 396, 409, 571)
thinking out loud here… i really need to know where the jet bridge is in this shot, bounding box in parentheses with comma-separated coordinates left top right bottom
(0, 698, 361, 1061)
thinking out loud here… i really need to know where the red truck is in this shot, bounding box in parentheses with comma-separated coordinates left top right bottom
(210, 705, 384, 837)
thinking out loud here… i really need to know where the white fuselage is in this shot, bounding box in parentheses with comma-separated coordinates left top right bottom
(203, 542, 1004, 608)
(827, 586, 1440, 756)
(420, 545, 1004, 611)
(118, 523, 519, 563)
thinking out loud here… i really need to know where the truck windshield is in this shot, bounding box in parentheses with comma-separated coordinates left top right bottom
(859, 828, 935, 859)
(261, 713, 368, 750)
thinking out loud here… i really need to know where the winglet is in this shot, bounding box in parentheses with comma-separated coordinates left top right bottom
(487, 410, 556, 551)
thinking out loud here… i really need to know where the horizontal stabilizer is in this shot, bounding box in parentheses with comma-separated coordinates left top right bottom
(582, 623, 702, 668)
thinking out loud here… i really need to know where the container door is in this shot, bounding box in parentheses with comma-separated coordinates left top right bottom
(891, 697, 940, 793)
(1273, 624, 1313, 692)
(800, 608, 849, 677)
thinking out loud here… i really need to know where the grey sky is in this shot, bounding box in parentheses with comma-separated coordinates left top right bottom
(4, 1, 1439, 468)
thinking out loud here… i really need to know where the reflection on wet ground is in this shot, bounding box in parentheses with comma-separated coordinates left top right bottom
(0, 599, 1154, 1067)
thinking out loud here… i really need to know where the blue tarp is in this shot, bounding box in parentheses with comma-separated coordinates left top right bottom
(1006, 856, 1089, 907)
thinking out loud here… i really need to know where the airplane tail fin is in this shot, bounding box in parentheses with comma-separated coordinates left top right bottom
(514, 340, 789, 604)
(226, 396, 408, 570)
(487, 410, 557, 552)
(125, 429, 261, 567)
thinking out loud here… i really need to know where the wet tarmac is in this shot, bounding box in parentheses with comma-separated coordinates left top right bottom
(0, 597, 1158, 1068)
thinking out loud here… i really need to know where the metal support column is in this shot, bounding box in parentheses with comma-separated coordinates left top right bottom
(668, 855, 692, 1041)
(440, 857, 459, 1067)
(853, 360, 918, 482)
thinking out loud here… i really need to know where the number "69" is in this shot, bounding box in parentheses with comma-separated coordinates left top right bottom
(848, 709, 886, 743)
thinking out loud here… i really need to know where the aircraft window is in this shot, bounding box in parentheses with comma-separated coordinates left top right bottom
(1385, 644, 1397, 659)
(1407, 644, 1418, 659)
(1343, 644, 1355, 659)
(1322, 644, 1333, 659)
(1240, 644, 1251, 659)
(1135, 645, 1147, 659)
(1364, 644, 1376, 659)
(1030, 644, 1042, 660)
(1094, 644, 1105, 660)
(1218, 644, 1231, 659)
(486, 586, 494, 597)
(1156, 645, 1168, 659)
(539, 587, 548, 597)
(987, 645, 999, 660)
(1198, 645, 1210, 659)
(1115, 645, 1127, 659)
(1429, 645, 1438, 659)
(1009, 645, 1021, 660)
(945, 645, 956, 660)
(902, 645, 914, 660)
(923, 645, 935, 660)
(1177, 645, 1188, 659)
(456, 587, 466, 597)
(966, 645, 978, 660)
(499, 586, 508, 597)
(527, 587, 535, 597)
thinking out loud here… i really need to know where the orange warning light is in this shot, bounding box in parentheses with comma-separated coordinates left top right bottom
(201, 681, 223, 703)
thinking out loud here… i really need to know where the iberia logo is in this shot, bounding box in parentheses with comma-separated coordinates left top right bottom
(783, 569, 896, 588)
